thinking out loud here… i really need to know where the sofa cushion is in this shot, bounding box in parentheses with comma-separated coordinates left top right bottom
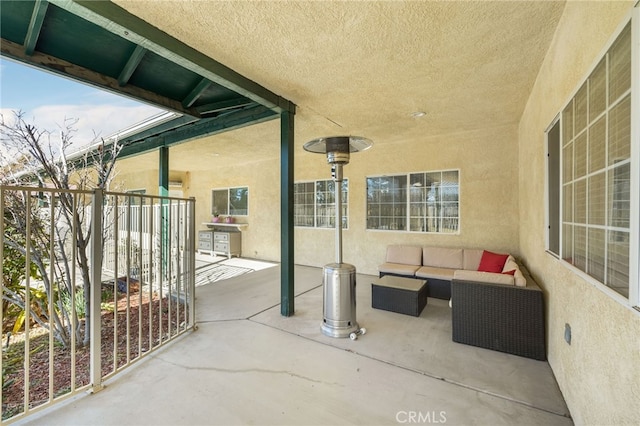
(514, 269, 527, 287)
(502, 256, 518, 273)
(477, 250, 510, 273)
(462, 249, 484, 270)
(378, 262, 420, 276)
(453, 269, 515, 286)
(422, 247, 463, 269)
(416, 266, 456, 281)
(385, 245, 423, 266)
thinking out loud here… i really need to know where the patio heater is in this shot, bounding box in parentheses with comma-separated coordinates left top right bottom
(303, 136, 372, 340)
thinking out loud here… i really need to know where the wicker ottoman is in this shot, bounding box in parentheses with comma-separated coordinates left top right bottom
(371, 275, 428, 316)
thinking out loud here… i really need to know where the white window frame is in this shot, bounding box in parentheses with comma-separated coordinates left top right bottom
(211, 186, 249, 217)
(631, 7, 639, 309)
(365, 169, 460, 234)
(548, 8, 639, 309)
(293, 179, 349, 229)
(546, 117, 561, 257)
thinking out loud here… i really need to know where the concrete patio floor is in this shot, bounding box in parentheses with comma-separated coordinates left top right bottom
(20, 263, 572, 426)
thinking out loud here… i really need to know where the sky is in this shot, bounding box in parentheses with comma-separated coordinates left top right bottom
(0, 57, 165, 160)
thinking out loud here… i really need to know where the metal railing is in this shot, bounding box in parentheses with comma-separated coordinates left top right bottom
(1, 186, 196, 423)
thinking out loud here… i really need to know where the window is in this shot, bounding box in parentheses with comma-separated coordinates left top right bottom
(211, 187, 248, 216)
(548, 16, 638, 305)
(126, 189, 146, 206)
(294, 179, 348, 228)
(366, 170, 459, 233)
(547, 120, 561, 255)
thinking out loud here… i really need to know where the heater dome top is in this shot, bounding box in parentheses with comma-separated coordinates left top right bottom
(303, 136, 373, 154)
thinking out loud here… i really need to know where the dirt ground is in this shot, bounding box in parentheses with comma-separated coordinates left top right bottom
(2, 290, 189, 420)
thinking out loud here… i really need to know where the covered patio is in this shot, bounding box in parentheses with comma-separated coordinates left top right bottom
(21, 264, 571, 425)
(2, 1, 639, 424)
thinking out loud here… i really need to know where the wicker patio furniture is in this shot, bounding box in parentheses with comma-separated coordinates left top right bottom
(371, 275, 428, 317)
(451, 264, 546, 361)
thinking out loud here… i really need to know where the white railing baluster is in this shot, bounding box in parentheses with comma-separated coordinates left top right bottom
(0, 189, 4, 414)
(70, 191, 78, 393)
(148, 200, 154, 350)
(113, 195, 119, 373)
(48, 191, 55, 403)
(89, 189, 104, 393)
(24, 190, 31, 414)
(1, 186, 196, 422)
(188, 198, 196, 329)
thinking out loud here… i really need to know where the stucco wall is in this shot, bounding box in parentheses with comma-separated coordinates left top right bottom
(113, 117, 520, 272)
(294, 124, 521, 275)
(518, 1, 639, 424)
(114, 131, 284, 263)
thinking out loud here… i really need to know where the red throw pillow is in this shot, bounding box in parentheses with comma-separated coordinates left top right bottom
(477, 250, 510, 273)
(502, 269, 516, 275)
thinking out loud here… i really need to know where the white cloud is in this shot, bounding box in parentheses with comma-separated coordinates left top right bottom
(29, 103, 164, 150)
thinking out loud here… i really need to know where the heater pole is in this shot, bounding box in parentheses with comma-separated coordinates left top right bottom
(303, 136, 371, 340)
(334, 163, 343, 264)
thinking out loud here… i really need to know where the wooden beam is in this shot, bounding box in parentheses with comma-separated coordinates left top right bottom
(117, 105, 278, 157)
(1, 38, 201, 118)
(117, 45, 147, 86)
(71, 104, 278, 167)
(58, 0, 296, 114)
(196, 98, 253, 115)
(24, 0, 49, 56)
(182, 78, 211, 108)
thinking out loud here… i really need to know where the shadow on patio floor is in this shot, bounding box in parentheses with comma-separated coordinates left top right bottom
(20, 263, 572, 426)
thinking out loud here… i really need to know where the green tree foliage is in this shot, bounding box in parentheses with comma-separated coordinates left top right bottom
(2, 214, 42, 334)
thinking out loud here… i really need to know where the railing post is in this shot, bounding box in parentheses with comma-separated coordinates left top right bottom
(188, 197, 196, 329)
(89, 189, 104, 393)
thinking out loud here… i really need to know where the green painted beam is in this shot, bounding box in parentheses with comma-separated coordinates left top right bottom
(119, 105, 277, 158)
(117, 45, 147, 86)
(280, 109, 295, 317)
(120, 114, 200, 142)
(196, 98, 254, 115)
(24, 0, 49, 56)
(56, 0, 296, 114)
(71, 104, 278, 168)
(182, 78, 211, 108)
(1, 38, 202, 117)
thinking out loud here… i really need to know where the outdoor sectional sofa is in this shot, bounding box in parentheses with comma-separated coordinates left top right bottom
(378, 245, 546, 360)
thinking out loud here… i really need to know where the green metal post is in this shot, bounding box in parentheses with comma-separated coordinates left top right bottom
(159, 146, 169, 197)
(159, 147, 169, 279)
(280, 110, 295, 316)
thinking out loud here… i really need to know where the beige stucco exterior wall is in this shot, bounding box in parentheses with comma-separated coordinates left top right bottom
(518, 1, 639, 424)
(113, 124, 284, 262)
(294, 124, 521, 275)
(112, 117, 520, 273)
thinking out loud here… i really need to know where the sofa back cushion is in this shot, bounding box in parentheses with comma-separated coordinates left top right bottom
(462, 249, 484, 270)
(386, 245, 423, 266)
(502, 256, 518, 274)
(422, 247, 463, 269)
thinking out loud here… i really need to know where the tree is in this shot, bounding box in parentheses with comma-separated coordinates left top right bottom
(2, 200, 43, 335)
(0, 111, 122, 347)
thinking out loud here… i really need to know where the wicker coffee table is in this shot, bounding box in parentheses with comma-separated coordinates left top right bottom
(371, 275, 428, 317)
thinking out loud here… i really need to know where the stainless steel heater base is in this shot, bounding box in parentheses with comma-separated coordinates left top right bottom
(321, 263, 363, 339)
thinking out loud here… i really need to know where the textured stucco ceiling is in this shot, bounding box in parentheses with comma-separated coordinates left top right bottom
(114, 0, 566, 168)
